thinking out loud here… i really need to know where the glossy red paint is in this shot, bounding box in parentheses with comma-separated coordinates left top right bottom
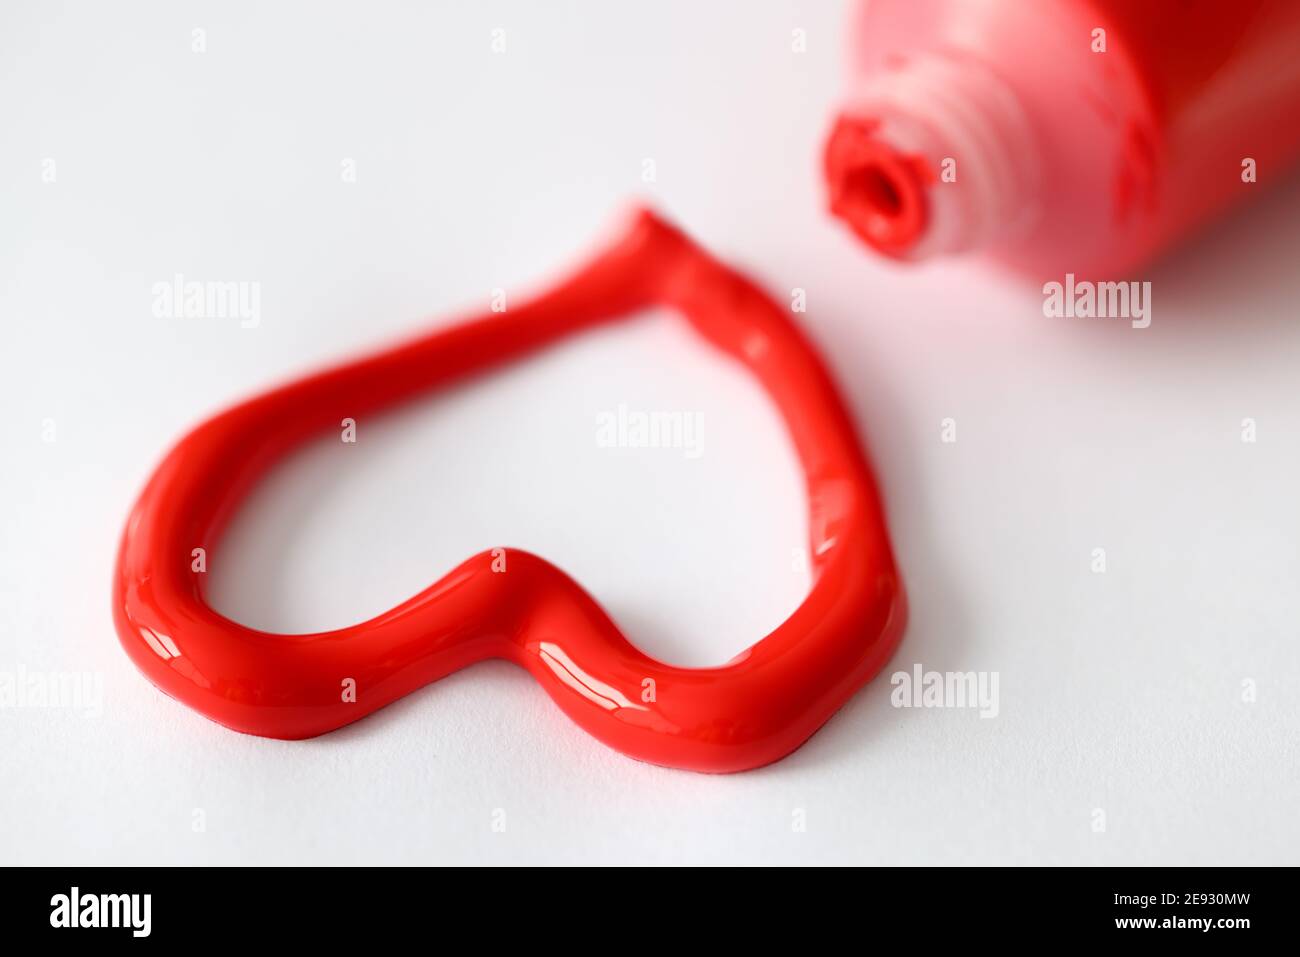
(112, 209, 906, 773)
(824, 115, 932, 257)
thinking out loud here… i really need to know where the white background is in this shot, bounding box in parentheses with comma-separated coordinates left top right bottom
(3, 0, 1298, 865)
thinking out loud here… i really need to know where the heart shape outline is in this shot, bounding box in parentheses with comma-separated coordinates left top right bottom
(113, 208, 906, 772)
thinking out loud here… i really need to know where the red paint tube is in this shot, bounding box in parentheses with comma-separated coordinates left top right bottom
(823, 0, 1300, 275)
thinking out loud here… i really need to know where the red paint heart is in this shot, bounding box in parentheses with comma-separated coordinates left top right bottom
(113, 209, 906, 772)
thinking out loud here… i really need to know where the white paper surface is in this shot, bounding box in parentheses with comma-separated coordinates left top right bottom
(2, 0, 1297, 865)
